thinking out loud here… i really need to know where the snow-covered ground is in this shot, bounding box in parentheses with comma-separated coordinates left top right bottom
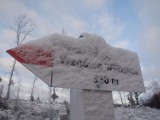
(115, 106, 160, 120)
(0, 98, 160, 120)
(0, 98, 67, 120)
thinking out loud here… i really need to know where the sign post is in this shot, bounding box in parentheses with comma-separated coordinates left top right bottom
(70, 89, 114, 120)
(7, 33, 145, 120)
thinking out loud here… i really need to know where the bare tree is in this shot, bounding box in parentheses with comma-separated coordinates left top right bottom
(118, 92, 124, 105)
(51, 88, 58, 102)
(0, 76, 4, 98)
(7, 15, 35, 99)
(62, 28, 67, 35)
(128, 92, 136, 106)
(123, 92, 127, 105)
(14, 76, 22, 110)
(30, 77, 37, 101)
(150, 81, 160, 93)
(16, 77, 22, 100)
(0, 76, 2, 83)
(134, 92, 141, 105)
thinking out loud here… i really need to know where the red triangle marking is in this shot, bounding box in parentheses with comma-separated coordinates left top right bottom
(7, 45, 53, 67)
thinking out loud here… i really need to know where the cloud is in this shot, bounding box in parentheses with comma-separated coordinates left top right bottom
(0, 0, 54, 37)
(0, 0, 126, 101)
(0, 28, 35, 55)
(0, 57, 37, 84)
(83, 0, 111, 10)
(26, 10, 57, 36)
(0, 58, 13, 72)
(113, 91, 128, 104)
(63, 15, 87, 34)
(136, 0, 160, 27)
(142, 66, 160, 82)
(0, 0, 28, 24)
(114, 40, 129, 48)
(56, 89, 70, 102)
(143, 27, 160, 60)
(95, 12, 124, 41)
(0, 29, 16, 52)
(29, 0, 123, 39)
(0, 0, 124, 40)
(134, 0, 160, 81)
(135, 0, 160, 58)
(25, 0, 88, 37)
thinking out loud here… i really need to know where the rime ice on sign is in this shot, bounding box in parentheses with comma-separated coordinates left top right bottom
(7, 33, 145, 120)
(7, 33, 144, 92)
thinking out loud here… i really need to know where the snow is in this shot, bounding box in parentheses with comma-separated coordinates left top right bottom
(0, 98, 160, 120)
(115, 106, 160, 120)
(139, 80, 160, 103)
(0, 99, 67, 120)
(7, 33, 145, 93)
(6, 33, 146, 119)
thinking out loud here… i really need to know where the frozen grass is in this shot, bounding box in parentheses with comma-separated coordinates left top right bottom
(0, 98, 160, 120)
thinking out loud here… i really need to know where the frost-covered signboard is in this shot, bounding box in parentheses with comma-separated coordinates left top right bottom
(7, 33, 145, 120)
(7, 33, 144, 92)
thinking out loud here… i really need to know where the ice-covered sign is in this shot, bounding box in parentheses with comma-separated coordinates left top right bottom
(7, 33, 145, 92)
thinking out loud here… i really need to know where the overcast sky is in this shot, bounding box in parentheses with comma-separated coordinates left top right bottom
(0, 0, 160, 102)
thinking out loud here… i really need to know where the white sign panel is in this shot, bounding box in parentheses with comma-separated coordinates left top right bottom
(7, 33, 145, 92)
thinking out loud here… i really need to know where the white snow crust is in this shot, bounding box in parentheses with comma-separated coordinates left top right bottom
(0, 99, 160, 120)
(10, 33, 145, 92)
